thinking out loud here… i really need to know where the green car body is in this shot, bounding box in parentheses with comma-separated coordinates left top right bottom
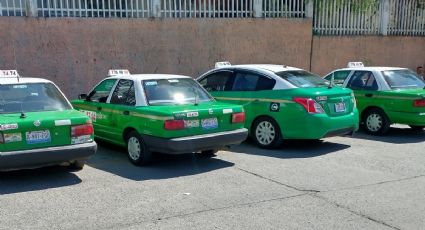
(0, 71, 96, 171)
(198, 64, 359, 148)
(72, 72, 248, 165)
(324, 65, 425, 134)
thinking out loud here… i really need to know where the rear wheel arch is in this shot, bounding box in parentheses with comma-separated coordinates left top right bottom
(250, 115, 283, 149)
(361, 106, 389, 123)
(123, 127, 138, 142)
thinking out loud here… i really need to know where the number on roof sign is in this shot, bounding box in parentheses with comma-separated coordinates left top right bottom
(0, 70, 19, 77)
(347, 62, 364, 68)
(215, 62, 231, 68)
(108, 69, 130, 76)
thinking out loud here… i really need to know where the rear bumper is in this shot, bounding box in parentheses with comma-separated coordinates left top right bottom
(0, 142, 97, 171)
(143, 128, 248, 154)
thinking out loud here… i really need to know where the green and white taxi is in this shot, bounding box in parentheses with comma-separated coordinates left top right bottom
(197, 62, 359, 149)
(72, 70, 248, 165)
(0, 70, 96, 171)
(324, 62, 425, 135)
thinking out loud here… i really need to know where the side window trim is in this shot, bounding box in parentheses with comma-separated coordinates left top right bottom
(86, 78, 118, 103)
(200, 70, 235, 92)
(347, 71, 378, 91)
(232, 70, 275, 91)
(109, 79, 136, 106)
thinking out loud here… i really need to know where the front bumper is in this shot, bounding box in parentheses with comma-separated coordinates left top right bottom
(0, 142, 97, 171)
(143, 128, 248, 154)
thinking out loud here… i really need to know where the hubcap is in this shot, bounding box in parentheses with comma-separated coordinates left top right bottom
(255, 121, 276, 145)
(366, 113, 382, 132)
(128, 137, 141, 161)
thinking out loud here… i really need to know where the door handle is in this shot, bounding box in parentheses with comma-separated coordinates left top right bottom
(97, 107, 102, 111)
(123, 111, 130, 115)
(365, 94, 373, 98)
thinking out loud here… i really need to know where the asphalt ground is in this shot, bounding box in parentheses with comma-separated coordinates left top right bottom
(1, 124, 424, 230)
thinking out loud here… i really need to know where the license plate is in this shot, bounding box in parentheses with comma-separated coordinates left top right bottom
(184, 119, 200, 128)
(26, 130, 51, 144)
(201, 118, 218, 129)
(335, 102, 346, 113)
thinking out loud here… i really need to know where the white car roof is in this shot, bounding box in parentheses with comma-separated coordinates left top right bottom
(106, 74, 192, 81)
(226, 64, 303, 73)
(0, 77, 52, 85)
(333, 67, 407, 72)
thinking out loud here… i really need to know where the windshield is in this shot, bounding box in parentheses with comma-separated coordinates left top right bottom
(0, 83, 71, 114)
(143, 78, 213, 105)
(276, 70, 329, 88)
(382, 70, 425, 89)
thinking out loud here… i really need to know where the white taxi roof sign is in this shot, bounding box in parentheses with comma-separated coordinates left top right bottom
(0, 70, 19, 77)
(108, 69, 130, 76)
(347, 62, 364, 68)
(215, 61, 231, 68)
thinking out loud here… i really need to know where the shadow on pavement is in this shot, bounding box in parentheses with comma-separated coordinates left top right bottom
(229, 139, 351, 159)
(353, 126, 425, 144)
(87, 141, 235, 181)
(0, 166, 82, 195)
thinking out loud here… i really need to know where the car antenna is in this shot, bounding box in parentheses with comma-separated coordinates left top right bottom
(328, 73, 335, 89)
(19, 103, 26, 119)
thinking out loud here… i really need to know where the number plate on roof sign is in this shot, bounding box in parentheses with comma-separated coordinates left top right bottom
(26, 130, 51, 144)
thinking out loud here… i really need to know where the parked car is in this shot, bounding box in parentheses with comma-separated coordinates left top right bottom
(324, 62, 425, 135)
(197, 62, 359, 148)
(0, 70, 97, 171)
(72, 70, 248, 165)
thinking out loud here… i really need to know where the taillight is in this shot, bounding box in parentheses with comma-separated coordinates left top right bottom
(232, 112, 245, 123)
(293, 97, 325, 114)
(164, 120, 185, 130)
(71, 124, 94, 137)
(413, 99, 425, 107)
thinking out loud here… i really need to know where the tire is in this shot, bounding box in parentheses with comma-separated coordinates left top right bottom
(126, 131, 152, 166)
(252, 117, 283, 149)
(69, 160, 85, 171)
(409, 125, 424, 132)
(362, 108, 390, 135)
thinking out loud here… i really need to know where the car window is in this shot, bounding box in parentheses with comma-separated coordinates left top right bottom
(325, 70, 351, 85)
(199, 71, 234, 92)
(276, 70, 329, 88)
(110, 79, 136, 106)
(347, 71, 378, 90)
(0, 83, 71, 114)
(382, 69, 425, 89)
(88, 79, 116, 103)
(143, 78, 213, 105)
(232, 72, 275, 91)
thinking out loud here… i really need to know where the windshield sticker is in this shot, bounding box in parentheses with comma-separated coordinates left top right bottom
(13, 85, 27, 89)
(270, 102, 280, 112)
(187, 111, 199, 117)
(0, 123, 19, 131)
(168, 79, 179, 83)
(55, 119, 71, 126)
(4, 133, 22, 143)
(145, 81, 158, 86)
(223, 109, 233, 114)
(184, 119, 200, 128)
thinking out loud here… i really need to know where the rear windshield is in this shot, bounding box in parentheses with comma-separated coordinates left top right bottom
(142, 78, 213, 105)
(0, 83, 71, 114)
(276, 70, 329, 88)
(382, 70, 425, 89)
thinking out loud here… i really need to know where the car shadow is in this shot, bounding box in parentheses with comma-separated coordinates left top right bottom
(228, 139, 351, 159)
(0, 166, 82, 195)
(87, 141, 235, 181)
(353, 126, 425, 144)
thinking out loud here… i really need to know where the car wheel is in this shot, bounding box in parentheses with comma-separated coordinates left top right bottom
(252, 117, 283, 149)
(409, 125, 424, 132)
(69, 160, 85, 171)
(363, 108, 390, 135)
(126, 131, 152, 166)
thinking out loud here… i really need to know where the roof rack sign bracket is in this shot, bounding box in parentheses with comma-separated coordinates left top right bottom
(215, 62, 231, 68)
(108, 69, 131, 76)
(0, 70, 20, 82)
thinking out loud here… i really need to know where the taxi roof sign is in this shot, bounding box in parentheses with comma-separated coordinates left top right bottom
(347, 62, 364, 68)
(215, 62, 231, 68)
(108, 69, 130, 76)
(0, 70, 19, 77)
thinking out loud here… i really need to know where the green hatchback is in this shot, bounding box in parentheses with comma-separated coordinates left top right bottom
(197, 63, 359, 148)
(0, 70, 96, 171)
(324, 62, 425, 135)
(72, 70, 248, 165)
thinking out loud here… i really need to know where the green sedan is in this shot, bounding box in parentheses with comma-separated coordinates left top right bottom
(197, 63, 359, 149)
(72, 70, 248, 165)
(324, 62, 425, 135)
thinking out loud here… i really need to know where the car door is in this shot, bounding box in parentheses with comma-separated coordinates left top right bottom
(83, 78, 117, 139)
(108, 79, 136, 144)
(346, 71, 379, 112)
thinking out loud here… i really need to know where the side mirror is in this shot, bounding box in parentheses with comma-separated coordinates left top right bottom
(79, 94, 88, 100)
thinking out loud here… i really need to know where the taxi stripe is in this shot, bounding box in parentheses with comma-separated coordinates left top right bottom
(354, 94, 422, 100)
(74, 105, 172, 121)
(214, 97, 294, 104)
